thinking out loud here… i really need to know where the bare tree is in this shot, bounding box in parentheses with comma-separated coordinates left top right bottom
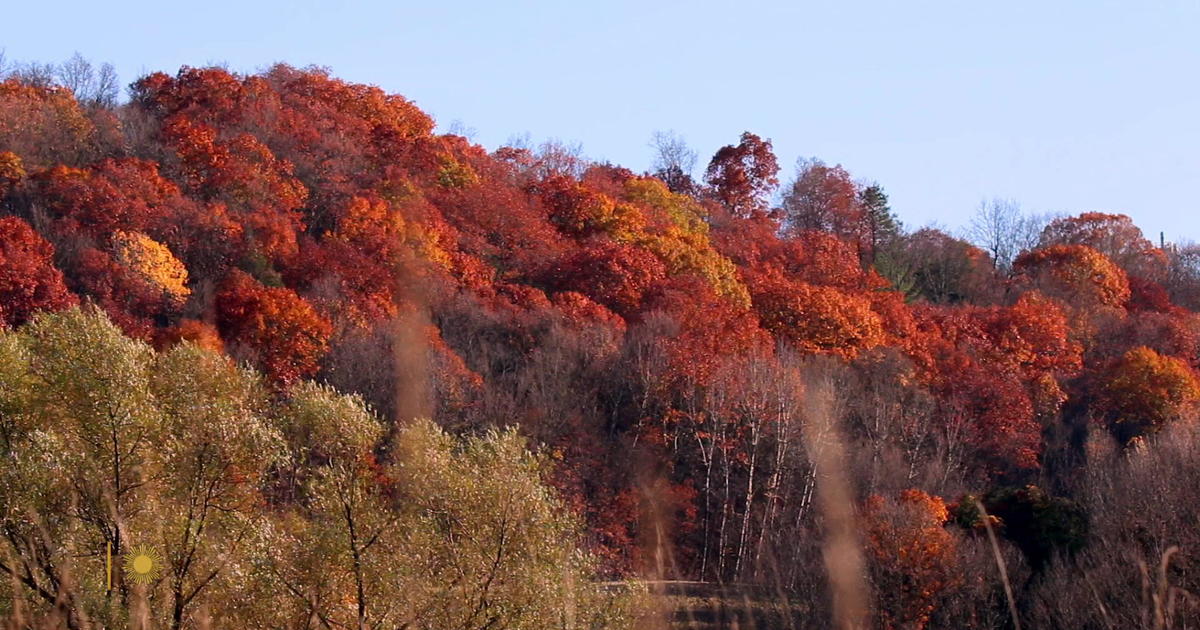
(55, 53, 119, 108)
(649, 130, 698, 193)
(93, 62, 120, 107)
(0, 52, 119, 107)
(968, 198, 1021, 270)
(967, 198, 1051, 270)
(55, 53, 93, 96)
(446, 119, 477, 140)
(536, 138, 586, 178)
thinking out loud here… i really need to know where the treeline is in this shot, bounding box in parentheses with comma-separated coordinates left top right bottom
(3, 58, 1200, 628)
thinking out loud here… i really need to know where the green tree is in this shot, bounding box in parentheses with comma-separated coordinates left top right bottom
(858, 183, 901, 266)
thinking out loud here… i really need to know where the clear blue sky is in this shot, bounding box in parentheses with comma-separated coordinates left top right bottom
(6, 1, 1200, 241)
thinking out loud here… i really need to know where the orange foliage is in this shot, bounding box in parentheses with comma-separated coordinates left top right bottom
(0, 151, 25, 197)
(1014, 244, 1130, 309)
(985, 292, 1082, 377)
(111, 231, 191, 305)
(747, 266, 883, 358)
(549, 291, 627, 331)
(156, 318, 225, 353)
(1098, 346, 1200, 442)
(0, 79, 95, 167)
(864, 489, 961, 630)
(215, 271, 332, 383)
(1039, 212, 1163, 277)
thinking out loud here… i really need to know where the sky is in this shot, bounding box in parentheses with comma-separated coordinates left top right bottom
(5, 0, 1200, 240)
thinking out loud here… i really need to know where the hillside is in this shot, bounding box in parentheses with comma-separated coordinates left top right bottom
(3, 62, 1200, 628)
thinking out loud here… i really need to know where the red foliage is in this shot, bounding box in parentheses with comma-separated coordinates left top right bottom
(0, 217, 76, 327)
(215, 270, 332, 383)
(1127, 275, 1172, 313)
(540, 241, 667, 319)
(33, 159, 175, 236)
(765, 229, 884, 290)
(644, 275, 771, 387)
(781, 159, 864, 244)
(161, 118, 307, 260)
(549, 290, 627, 331)
(12, 62, 1200, 594)
(530, 174, 617, 238)
(64, 246, 168, 340)
(1122, 311, 1200, 366)
(704, 132, 779, 217)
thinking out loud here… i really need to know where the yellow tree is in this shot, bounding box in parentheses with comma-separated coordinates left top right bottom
(111, 231, 191, 306)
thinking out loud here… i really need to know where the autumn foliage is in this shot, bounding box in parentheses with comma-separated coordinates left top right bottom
(4, 60, 1200, 629)
(0, 216, 75, 327)
(215, 270, 332, 383)
(864, 490, 961, 630)
(1097, 346, 1200, 442)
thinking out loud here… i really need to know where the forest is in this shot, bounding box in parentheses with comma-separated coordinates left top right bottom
(3, 55, 1200, 629)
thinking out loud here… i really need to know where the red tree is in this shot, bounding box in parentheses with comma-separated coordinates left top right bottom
(704, 132, 779, 218)
(215, 271, 332, 383)
(0, 217, 76, 327)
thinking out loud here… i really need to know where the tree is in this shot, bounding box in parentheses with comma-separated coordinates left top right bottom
(215, 271, 332, 383)
(0, 308, 159, 625)
(0, 150, 24, 199)
(898, 229, 995, 304)
(704, 132, 779, 217)
(649, 130, 698, 194)
(111, 231, 191, 307)
(54, 53, 119, 109)
(863, 489, 961, 630)
(747, 267, 884, 358)
(1039, 212, 1158, 274)
(539, 241, 667, 319)
(779, 158, 863, 248)
(0, 77, 97, 167)
(1097, 346, 1200, 443)
(974, 485, 1088, 572)
(967, 198, 1044, 271)
(0, 217, 76, 328)
(1164, 242, 1200, 310)
(0, 309, 641, 628)
(148, 342, 285, 629)
(1014, 244, 1130, 309)
(858, 183, 901, 265)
